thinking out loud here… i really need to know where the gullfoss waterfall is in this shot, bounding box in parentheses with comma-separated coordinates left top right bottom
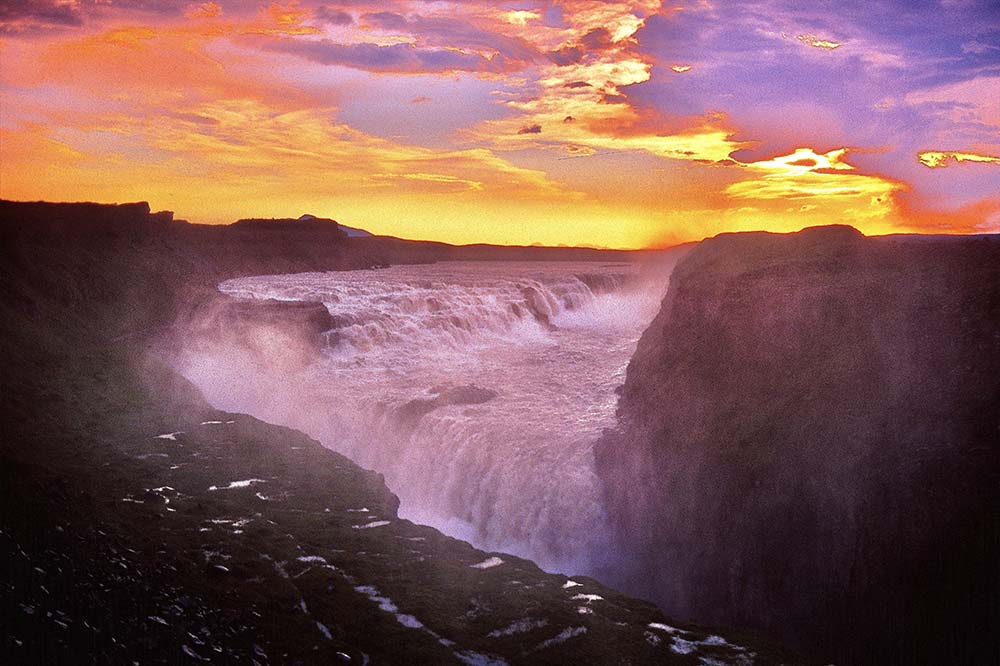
(175, 261, 672, 574)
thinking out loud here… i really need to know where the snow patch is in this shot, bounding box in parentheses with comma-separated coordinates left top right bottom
(670, 637, 697, 655)
(699, 658, 730, 666)
(297, 555, 328, 564)
(182, 645, 209, 661)
(316, 622, 332, 640)
(470, 556, 504, 570)
(454, 650, 509, 666)
(562, 580, 582, 589)
(354, 585, 424, 629)
(208, 479, 265, 491)
(648, 622, 680, 633)
(537, 626, 587, 650)
(486, 618, 548, 638)
(570, 593, 603, 602)
(353, 520, 391, 529)
(155, 432, 183, 440)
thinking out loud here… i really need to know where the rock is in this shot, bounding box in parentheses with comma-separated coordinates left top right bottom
(394, 385, 498, 427)
(595, 226, 1000, 665)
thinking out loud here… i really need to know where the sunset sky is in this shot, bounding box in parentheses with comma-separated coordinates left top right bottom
(1, 1, 998, 247)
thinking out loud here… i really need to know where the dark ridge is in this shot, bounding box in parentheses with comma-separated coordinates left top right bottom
(0, 200, 177, 237)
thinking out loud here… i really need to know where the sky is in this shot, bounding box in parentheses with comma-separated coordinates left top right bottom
(1, 1, 998, 247)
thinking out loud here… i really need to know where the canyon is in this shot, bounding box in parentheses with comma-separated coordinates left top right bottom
(3, 201, 997, 665)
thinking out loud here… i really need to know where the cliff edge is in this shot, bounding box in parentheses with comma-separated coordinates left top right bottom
(595, 225, 1000, 665)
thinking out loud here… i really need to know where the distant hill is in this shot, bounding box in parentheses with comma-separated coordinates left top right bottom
(230, 214, 346, 236)
(298, 214, 373, 237)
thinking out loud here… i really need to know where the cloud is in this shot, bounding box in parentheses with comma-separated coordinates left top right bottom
(796, 34, 841, 50)
(960, 40, 999, 55)
(262, 38, 518, 74)
(894, 195, 1000, 234)
(579, 27, 615, 51)
(361, 11, 408, 31)
(504, 10, 540, 26)
(0, 0, 83, 34)
(372, 171, 484, 192)
(2, 0, 998, 244)
(904, 76, 1000, 135)
(314, 6, 353, 26)
(548, 45, 586, 66)
(727, 147, 899, 199)
(917, 151, 1000, 168)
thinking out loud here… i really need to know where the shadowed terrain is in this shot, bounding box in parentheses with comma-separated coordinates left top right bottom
(596, 226, 1000, 665)
(0, 201, 802, 665)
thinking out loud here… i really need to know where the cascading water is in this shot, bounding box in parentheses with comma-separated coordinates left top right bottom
(178, 261, 670, 573)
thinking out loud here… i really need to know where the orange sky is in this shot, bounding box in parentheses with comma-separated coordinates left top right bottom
(1, 1, 998, 247)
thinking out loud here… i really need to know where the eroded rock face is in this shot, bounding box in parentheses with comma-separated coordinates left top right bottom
(177, 297, 336, 372)
(595, 226, 1000, 665)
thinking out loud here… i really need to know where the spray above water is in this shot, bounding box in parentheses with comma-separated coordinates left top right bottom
(176, 261, 672, 574)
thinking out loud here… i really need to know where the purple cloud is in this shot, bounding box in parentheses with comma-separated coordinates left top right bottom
(362, 11, 408, 31)
(315, 7, 353, 26)
(263, 38, 520, 74)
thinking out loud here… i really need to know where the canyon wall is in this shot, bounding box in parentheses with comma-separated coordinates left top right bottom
(596, 225, 1000, 665)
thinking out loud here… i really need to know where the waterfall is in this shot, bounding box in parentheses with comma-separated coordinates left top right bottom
(180, 261, 668, 574)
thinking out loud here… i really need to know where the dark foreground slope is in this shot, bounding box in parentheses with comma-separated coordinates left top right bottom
(595, 225, 1000, 665)
(0, 201, 803, 665)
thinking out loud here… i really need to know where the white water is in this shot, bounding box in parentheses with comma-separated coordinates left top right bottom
(178, 261, 670, 573)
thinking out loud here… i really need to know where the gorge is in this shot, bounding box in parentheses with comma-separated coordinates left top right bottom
(173, 259, 682, 573)
(3, 201, 997, 665)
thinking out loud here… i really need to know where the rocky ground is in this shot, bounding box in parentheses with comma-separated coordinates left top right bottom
(1, 201, 806, 665)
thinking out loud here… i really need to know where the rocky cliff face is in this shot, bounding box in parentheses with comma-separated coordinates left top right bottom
(595, 225, 1000, 665)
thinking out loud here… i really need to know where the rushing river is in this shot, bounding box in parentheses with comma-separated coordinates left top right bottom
(178, 260, 671, 573)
